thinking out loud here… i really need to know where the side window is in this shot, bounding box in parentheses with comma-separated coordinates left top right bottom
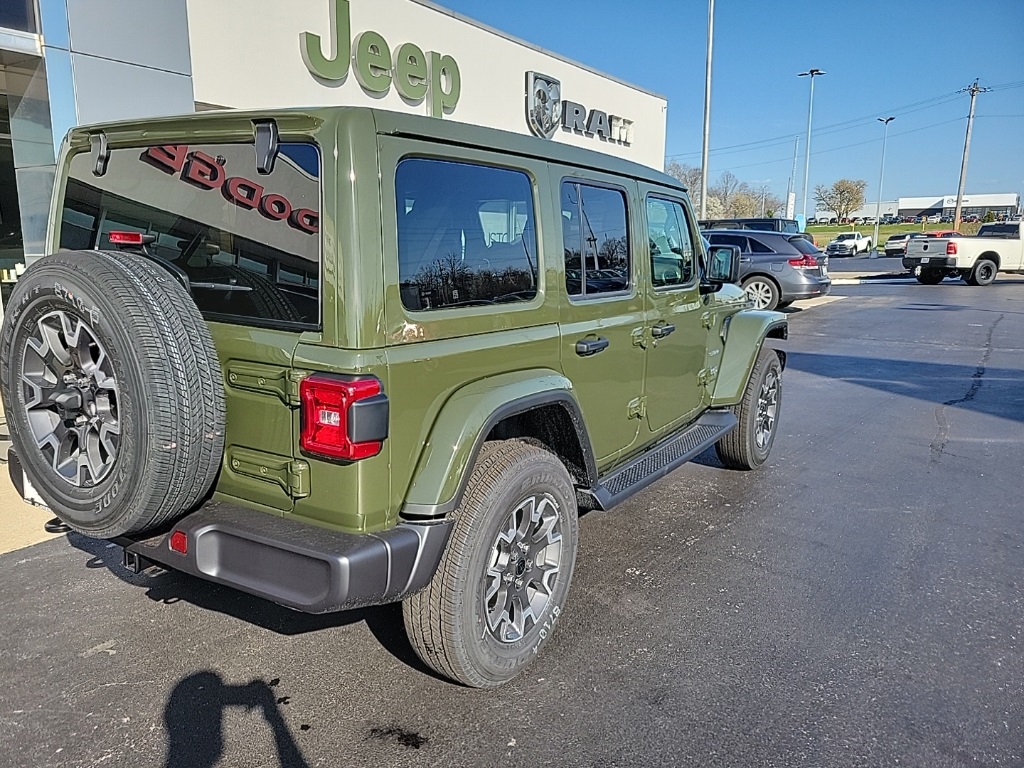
(396, 158, 538, 311)
(748, 237, 774, 253)
(707, 233, 748, 251)
(646, 197, 696, 288)
(561, 181, 629, 297)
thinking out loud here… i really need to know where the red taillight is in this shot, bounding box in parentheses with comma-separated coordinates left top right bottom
(108, 230, 146, 245)
(169, 530, 188, 554)
(299, 374, 386, 461)
(946, 241, 957, 255)
(788, 254, 818, 268)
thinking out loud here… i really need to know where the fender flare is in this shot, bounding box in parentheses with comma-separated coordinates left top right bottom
(710, 309, 788, 407)
(400, 369, 597, 519)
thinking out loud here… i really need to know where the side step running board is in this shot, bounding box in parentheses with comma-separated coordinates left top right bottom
(583, 410, 736, 511)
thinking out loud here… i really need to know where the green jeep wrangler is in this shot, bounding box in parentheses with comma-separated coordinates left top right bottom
(0, 108, 786, 688)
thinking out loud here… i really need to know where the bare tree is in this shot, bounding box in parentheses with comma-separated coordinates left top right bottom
(711, 171, 746, 215)
(665, 161, 703, 206)
(814, 179, 867, 222)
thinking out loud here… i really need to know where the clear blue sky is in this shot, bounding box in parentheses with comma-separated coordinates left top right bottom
(435, 0, 1024, 203)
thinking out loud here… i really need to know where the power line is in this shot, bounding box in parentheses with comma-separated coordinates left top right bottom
(666, 89, 965, 160)
(666, 80, 1024, 162)
(719, 117, 967, 172)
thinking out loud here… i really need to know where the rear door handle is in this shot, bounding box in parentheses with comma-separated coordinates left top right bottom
(575, 337, 610, 357)
(651, 323, 676, 339)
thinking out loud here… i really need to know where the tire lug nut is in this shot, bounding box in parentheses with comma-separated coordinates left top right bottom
(503, 572, 513, 584)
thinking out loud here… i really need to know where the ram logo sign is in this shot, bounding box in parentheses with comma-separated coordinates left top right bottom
(525, 72, 633, 145)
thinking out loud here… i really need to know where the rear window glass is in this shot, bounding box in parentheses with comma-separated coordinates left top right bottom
(977, 224, 1019, 238)
(59, 142, 321, 329)
(789, 237, 821, 255)
(396, 158, 538, 311)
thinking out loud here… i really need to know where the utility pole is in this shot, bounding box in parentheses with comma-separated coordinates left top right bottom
(785, 136, 799, 219)
(699, 0, 715, 219)
(953, 79, 989, 229)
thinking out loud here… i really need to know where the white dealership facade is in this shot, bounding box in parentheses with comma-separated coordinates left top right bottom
(1, 0, 667, 298)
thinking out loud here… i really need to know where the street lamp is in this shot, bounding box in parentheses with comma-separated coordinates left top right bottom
(873, 117, 895, 252)
(798, 68, 825, 222)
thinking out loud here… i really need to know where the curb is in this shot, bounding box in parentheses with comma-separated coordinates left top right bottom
(831, 275, 913, 285)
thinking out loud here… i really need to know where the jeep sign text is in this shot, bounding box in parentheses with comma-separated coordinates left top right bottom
(301, 0, 461, 118)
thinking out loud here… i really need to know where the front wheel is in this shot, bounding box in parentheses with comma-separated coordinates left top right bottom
(742, 276, 780, 311)
(715, 347, 783, 470)
(916, 269, 945, 285)
(966, 258, 997, 286)
(403, 440, 579, 688)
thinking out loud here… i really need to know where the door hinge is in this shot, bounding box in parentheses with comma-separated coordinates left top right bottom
(628, 395, 647, 420)
(226, 363, 305, 406)
(701, 312, 715, 330)
(631, 326, 648, 349)
(227, 447, 310, 498)
(697, 367, 719, 388)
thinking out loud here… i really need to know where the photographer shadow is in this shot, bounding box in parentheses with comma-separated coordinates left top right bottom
(164, 671, 310, 768)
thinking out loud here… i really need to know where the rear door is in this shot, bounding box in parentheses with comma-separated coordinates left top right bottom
(57, 140, 323, 511)
(555, 171, 645, 467)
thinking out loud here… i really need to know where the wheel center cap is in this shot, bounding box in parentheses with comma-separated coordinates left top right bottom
(515, 559, 527, 576)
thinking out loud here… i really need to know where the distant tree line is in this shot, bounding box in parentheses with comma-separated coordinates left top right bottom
(666, 162, 785, 219)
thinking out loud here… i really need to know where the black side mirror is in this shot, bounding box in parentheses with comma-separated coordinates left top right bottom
(702, 244, 741, 292)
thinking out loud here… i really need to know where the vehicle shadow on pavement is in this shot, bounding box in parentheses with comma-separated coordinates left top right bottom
(164, 671, 310, 768)
(785, 351, 1024, 423)
(65, 533, 446, 681)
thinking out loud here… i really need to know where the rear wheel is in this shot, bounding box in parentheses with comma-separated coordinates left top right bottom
(741, 276, 780, 311)
(404, 440, 579, 688)
(966, 258, 997, 286)
(0, 250, 225, 538)
(916, 269, 945, 285)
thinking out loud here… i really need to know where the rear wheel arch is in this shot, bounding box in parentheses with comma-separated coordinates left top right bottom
(486, 401, 595, 489)
(400, 380, 597, 520)
(977, 251, 1001, 269)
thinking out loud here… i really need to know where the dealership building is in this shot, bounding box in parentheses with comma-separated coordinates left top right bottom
(0, 0, 668, 307)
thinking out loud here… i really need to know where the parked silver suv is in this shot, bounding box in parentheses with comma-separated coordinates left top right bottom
(706, 230, 831, 310)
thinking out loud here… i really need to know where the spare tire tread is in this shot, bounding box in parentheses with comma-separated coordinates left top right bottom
(90, 249, 224, 529)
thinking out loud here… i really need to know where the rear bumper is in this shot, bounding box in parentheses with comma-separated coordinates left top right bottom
(783, 281, 831, 301)
(8, 448, 452, 614)
(902, 255, 957, 270)
(120, 503, 453, 614)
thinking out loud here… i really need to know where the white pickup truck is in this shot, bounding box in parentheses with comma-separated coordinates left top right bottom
(826, 231, 873, 256)
(904, 221, 1024, 285)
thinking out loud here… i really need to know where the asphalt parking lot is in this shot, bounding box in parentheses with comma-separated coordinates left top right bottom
(1, 278, 1022, 767)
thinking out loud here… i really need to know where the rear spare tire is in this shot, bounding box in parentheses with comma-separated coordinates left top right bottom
(0, 250, 225, 538)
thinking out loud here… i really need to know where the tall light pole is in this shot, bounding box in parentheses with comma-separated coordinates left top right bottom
(873, 117, 895, 252)
(785, 136, 799, 219)
(798, 68, 825, 222)
(699, 0, 715, 218)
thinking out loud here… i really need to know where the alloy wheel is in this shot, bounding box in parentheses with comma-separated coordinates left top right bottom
(755, 368, 779, 450)
(483, 493, 563, 643)
(19, 310, 121, 487)
(744, 281, 774, 310)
